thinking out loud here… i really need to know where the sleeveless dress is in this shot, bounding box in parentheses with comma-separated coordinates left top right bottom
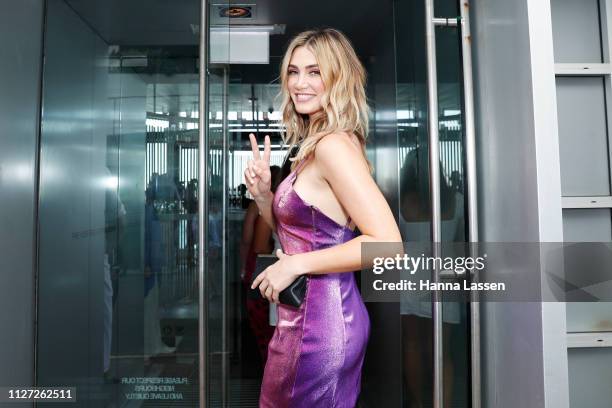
(259, 158, 371, 408)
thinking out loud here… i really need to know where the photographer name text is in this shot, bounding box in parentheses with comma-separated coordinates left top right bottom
(372, 279, 505, 291)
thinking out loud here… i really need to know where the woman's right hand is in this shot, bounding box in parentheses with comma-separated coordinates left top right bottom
(244, 133, 272, 200)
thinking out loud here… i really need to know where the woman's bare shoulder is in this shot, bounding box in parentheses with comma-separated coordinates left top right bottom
(315, 132, 360, 157)
(314, 132, 366, 171)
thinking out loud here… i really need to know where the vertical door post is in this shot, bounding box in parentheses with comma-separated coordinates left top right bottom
(198, 0, 209, 406)
(424, 1, 444, 407)
(459, 1, 481, 407)
(425, 2, 481, 407)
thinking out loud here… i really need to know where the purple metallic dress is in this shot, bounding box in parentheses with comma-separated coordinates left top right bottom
(259, 158, 371, 408)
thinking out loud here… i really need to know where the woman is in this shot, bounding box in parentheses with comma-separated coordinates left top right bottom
(245, 28, 402, 407)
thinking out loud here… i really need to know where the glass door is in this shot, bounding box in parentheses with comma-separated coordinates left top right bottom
(332, 0, 473, 406)
(35, 0, 474, 406)
(201, 1, 475, 408)
(37, 0, 203, 406)
(395, 1, 470, 407)
(203, 3, 283, 404)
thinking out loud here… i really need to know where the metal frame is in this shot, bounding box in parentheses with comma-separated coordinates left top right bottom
(425, 1, 480, 407)
(34, 0, 49, 392)
(221, 65, 230, 407)
(562, 196, 612, 208)
(459, 2, 482, 408)
(554, 0, 612, 363)
(555, 0, 612, 201)
(424, 2, 444, 407)
(599, 0, 612, 193)
(554, 63, 612, 75)
(567, 332, 612, 348)
(198, 0, 209, 406)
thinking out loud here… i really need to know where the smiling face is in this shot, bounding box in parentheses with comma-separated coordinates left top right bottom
(287, 46, 325, 117)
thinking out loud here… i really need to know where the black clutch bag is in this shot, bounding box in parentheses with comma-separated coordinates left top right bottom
(249, 254, 307, 308)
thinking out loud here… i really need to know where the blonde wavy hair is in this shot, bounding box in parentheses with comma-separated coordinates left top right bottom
(278, 28, 372, 172)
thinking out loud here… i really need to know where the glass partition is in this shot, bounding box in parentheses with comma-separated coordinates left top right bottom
(37, 0, 202, 405)
(395, 0, 470, 406)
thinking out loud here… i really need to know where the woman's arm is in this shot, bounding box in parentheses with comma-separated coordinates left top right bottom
(254, 192, 276, 231)
(244, 133, 276, 231)
(295, 132, 402, 275)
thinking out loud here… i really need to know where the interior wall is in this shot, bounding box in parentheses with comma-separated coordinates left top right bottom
(471, 0, 569, 407)
(0, 0, 44, 400)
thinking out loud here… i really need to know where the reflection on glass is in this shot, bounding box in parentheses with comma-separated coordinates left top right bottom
(37, 0, 200, 405)
(395, 0, 469, 407)
(205, 57, 290, 403)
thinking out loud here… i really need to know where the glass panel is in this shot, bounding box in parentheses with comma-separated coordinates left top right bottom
(551, 0, 603, 63)
(396, 0, 469, 407)
(37, 0, 201, 405)
(556, 77, 611, 197)
(206, 67, 227, 403)
(361, 0, 404, 402)
(206, 60, 287, 406)
(436, 16, 470, 408)
(395, 2, 434, 404)
(205, 2, 238, 405)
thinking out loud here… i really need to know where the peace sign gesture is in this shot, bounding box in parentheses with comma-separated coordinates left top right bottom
(244, 133, 272, 200)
